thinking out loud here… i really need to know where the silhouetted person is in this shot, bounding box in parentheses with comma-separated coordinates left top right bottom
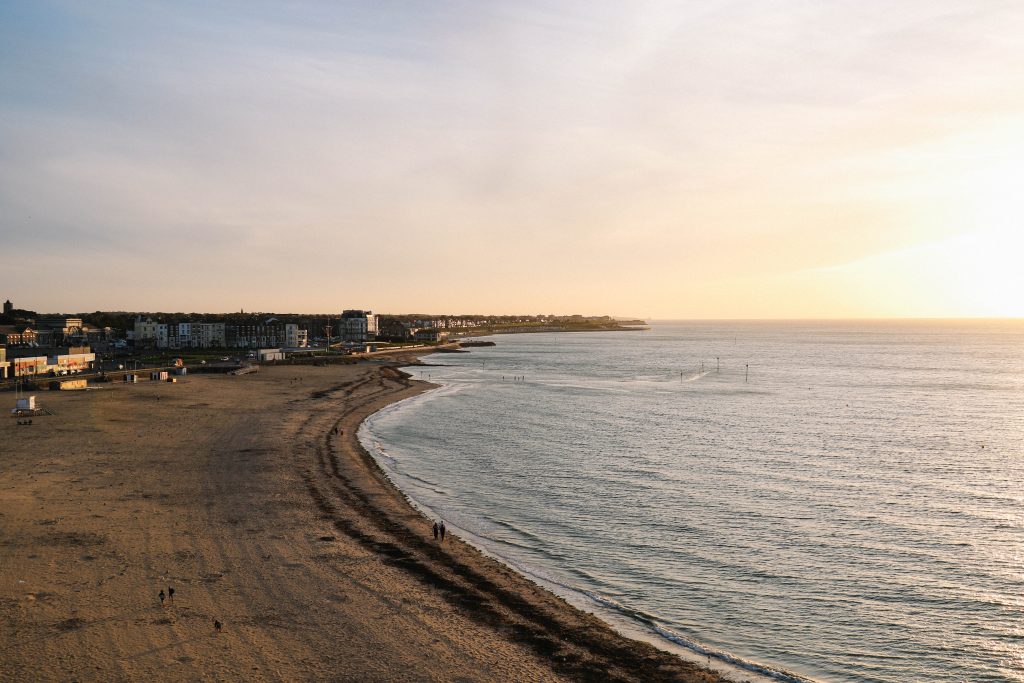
(214, 619, 222, 632)
(432, 522, 439, 540)
(158, 590, 165, 606)
(168, 586, 175, 603)
(439, 521, 446, 542)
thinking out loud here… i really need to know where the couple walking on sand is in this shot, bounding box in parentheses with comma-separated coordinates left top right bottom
(432, 520, 446, 542)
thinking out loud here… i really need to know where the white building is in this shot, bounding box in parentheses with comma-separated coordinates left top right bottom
(285, 323, 308, 348)
(135, 320, 226, 349)
(258, 348, 286, 361)
(340, 310, 377, 342)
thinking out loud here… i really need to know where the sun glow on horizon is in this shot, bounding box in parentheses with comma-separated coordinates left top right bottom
(794, 122, 1024, 319)
(903, 126, 1024, 317)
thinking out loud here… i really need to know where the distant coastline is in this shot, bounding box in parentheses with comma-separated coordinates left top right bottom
(462, 320, 650, 336)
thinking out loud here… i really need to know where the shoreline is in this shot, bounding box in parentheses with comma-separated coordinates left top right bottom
(0, 353, 722, 681)
(360, 356, 806, 683)
(315, 353, 726, 681)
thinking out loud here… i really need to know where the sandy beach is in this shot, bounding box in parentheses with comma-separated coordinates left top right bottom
(0, 358, 722, 682)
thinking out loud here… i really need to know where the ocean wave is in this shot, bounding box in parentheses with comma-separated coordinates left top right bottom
(651, 623, 817, 683)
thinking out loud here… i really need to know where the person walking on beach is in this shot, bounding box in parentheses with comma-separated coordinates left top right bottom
(158, 590, 165, 606)
(432, 522, 439, 540)
(439, 521, 446, 542)
(168, 586, 175, 604)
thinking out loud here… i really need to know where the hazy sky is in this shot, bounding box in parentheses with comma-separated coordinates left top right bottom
(2, 1, 1023, 317)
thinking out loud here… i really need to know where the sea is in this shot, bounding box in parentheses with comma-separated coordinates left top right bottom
(358, 321, 1024, 682)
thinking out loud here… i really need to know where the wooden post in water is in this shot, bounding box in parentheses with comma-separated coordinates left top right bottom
(717, 357, 720, 372)
(745, 364, 749, 382)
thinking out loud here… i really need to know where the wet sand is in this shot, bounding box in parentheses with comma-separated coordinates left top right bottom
(0, 359, 722, 681)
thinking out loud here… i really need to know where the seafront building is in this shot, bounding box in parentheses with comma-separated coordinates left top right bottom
(133, 318, 227, 349)
(131, 316, 308, 350)
(413, 329, 448, 342)
(375, 315, 484, 341)
(377, 317, 413, 341)
(226, 322, 306, 349)
(285, 324, 308, 348)
(340, 310, 378, 342)
(174, 322, 227, 348)
(3, 345, 96, 378)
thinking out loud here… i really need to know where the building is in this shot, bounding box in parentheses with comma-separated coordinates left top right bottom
(6, 345, 95, 378)
(7, 346, 95, 378)
(33, 317, 85, 346)
(198, 323, 227, 348)
(2, 299, 12, 316)
(11, 355, 48, 377)
(37, 317, 83, 334)
(174, 322, 192, 349)
(171, 322, 226, 349)
(0, 326, 38, 346)
(49, 347, 96, 374)
(257, 349, 286, 361)
(340, 310, 377, 342)
(226, 322, 287, 349)
(378, 317, 413, 341)
(0, 346, 9, 379)
(413, 329, 448, 342)
(285, 323, 308, 348)
(155, 323, 169, 349)
(133, 317, 227, 349)
(133, 317, 160, 348)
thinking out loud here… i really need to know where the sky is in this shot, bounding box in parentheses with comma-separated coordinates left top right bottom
(2, 1, 1023, 318)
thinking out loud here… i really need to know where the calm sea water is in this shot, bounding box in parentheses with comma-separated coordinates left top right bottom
(359, 321, 1024, 682)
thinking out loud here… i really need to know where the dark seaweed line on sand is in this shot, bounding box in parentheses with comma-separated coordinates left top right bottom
(299, 363, 719, 683)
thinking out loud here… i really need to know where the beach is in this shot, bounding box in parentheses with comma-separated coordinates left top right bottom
(0, 358, 721, 682)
